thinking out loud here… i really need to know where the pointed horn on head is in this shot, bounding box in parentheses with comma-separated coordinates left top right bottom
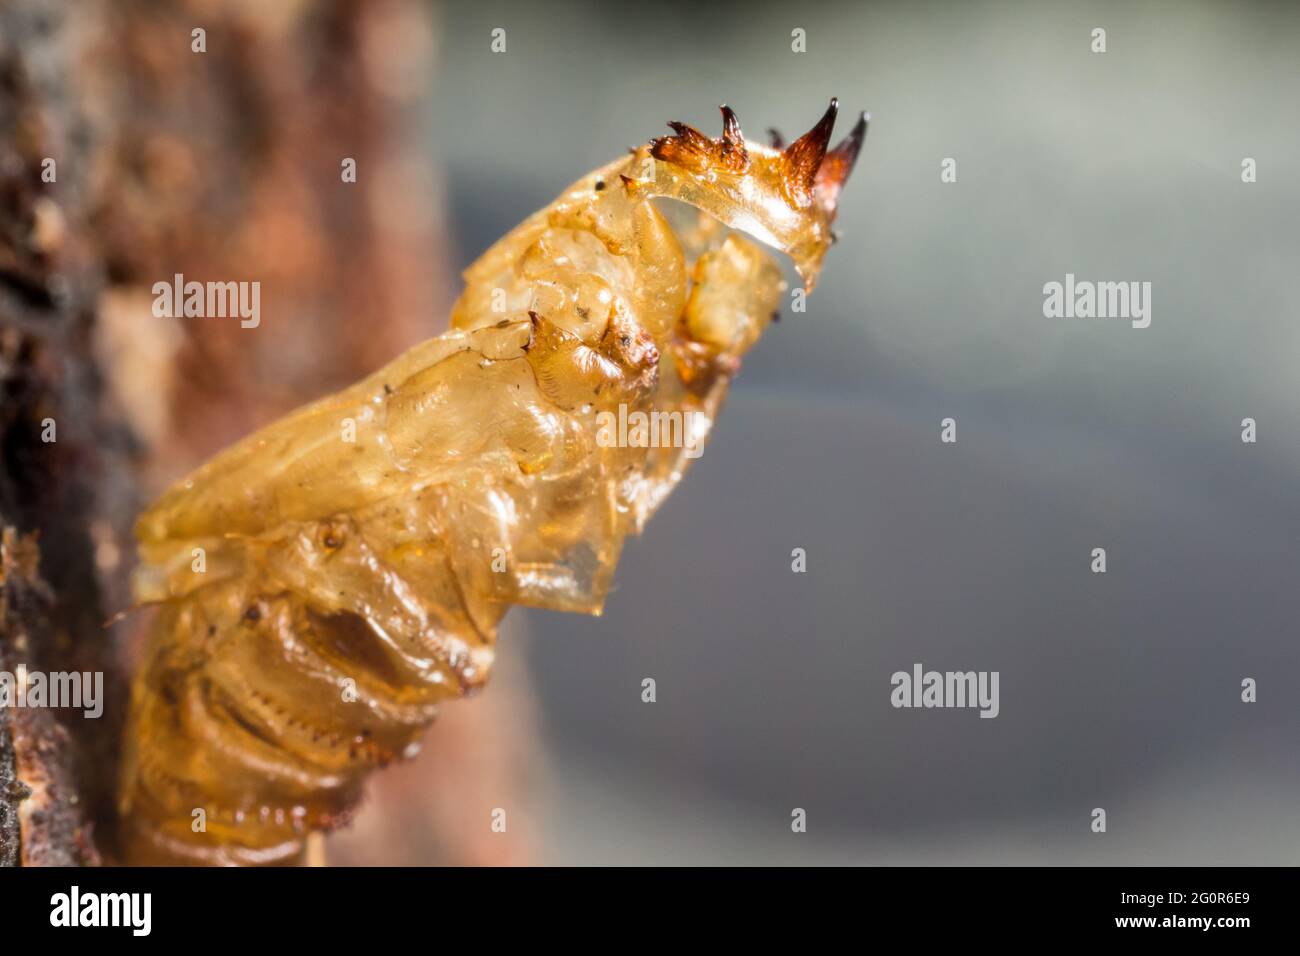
(813, 111, 868, 211)
(780, 98, 838, 207)
(718, 104, 748, 171)
(650, 107, 750, 173)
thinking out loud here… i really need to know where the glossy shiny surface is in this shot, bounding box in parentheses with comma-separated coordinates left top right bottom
(119, 103, 861, 864)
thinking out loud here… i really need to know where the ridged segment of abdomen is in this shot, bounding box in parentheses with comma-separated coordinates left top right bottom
(119, 507, 496, 865)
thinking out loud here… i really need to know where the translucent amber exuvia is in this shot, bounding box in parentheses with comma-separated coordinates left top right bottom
(118, 100, 867, 864)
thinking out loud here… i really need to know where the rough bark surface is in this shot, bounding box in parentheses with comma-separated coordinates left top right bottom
(0, 0, 124, 868)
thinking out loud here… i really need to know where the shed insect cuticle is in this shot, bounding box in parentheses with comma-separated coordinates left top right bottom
(119, 99, 867, 865)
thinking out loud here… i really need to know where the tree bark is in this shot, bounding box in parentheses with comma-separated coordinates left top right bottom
(0, 0, 121, 866)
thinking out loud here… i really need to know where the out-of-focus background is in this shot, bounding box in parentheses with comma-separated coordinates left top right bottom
(415, 0, 1300, 864)
(1, 0, 1295, 866)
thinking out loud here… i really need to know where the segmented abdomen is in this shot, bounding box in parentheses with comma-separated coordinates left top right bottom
(121, 490, 497, 864)
(119, 149, 785, 864)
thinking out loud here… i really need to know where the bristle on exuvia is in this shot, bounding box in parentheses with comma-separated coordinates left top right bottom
(650, 99, 869, 214)
(778, 99, 868, 210)
(812, 109, 869, 211)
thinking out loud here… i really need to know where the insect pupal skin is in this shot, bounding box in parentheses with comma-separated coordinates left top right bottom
(119, 101, 867, 864)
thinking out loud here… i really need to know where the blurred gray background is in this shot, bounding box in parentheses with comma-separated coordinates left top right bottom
(421, 0, 1300, 863)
